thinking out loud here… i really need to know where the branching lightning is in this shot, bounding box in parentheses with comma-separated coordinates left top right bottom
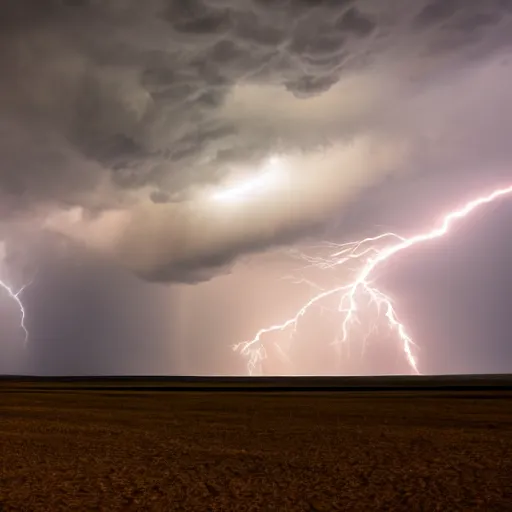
(234, 185, 512, 375)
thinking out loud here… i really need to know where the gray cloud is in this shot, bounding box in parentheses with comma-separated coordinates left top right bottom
(1, 0, 512, 283)
(414, 0, 506, 30)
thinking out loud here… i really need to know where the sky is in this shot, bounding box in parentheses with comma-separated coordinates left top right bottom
(1, 0, 512, 376)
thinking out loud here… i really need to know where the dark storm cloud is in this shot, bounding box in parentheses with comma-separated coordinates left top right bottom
(414, 0, 505, 29)
(0, 0, 379, 200)
(335, 7, 376, 36)
(1, 0, 512, 283)
(121, 208, 324, 283)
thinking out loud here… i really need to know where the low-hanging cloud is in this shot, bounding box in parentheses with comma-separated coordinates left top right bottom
(2, 0, 512, 282)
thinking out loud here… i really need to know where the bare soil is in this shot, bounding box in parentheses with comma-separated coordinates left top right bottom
(1, 384, 511, 511)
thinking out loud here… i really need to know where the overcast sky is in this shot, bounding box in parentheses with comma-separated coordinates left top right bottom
(1, 0, 512, 376)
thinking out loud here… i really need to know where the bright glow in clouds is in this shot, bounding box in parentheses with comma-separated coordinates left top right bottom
(41, 138, 410, 283)
(212, 157, 288, 204)
(235, 184, 512, 375)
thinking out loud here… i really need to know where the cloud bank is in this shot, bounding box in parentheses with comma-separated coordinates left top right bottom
(2, 0, 512, 282)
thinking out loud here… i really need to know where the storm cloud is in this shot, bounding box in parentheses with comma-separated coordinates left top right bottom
(1, 0, 512, 282)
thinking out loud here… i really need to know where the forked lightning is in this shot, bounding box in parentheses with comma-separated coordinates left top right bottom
(234, 185, 512, 375)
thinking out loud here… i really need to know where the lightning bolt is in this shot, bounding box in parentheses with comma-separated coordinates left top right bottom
(0, 278, 32, 347)
(234, 184, 512, 375)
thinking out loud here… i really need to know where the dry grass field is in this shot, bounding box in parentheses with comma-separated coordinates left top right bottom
(1, 380, 512, 511)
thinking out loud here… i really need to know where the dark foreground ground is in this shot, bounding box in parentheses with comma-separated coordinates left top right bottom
(1, 377, 512, 511)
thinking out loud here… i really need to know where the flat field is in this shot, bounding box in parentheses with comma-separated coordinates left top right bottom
(1, 377, 512, 511)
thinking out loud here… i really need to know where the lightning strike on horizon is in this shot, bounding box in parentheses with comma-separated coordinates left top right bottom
(0, 278, 31, 347)
(234, 184, 512, 376)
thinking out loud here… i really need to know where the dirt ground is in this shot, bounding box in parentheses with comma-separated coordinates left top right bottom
(1, 386, 511, 511)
